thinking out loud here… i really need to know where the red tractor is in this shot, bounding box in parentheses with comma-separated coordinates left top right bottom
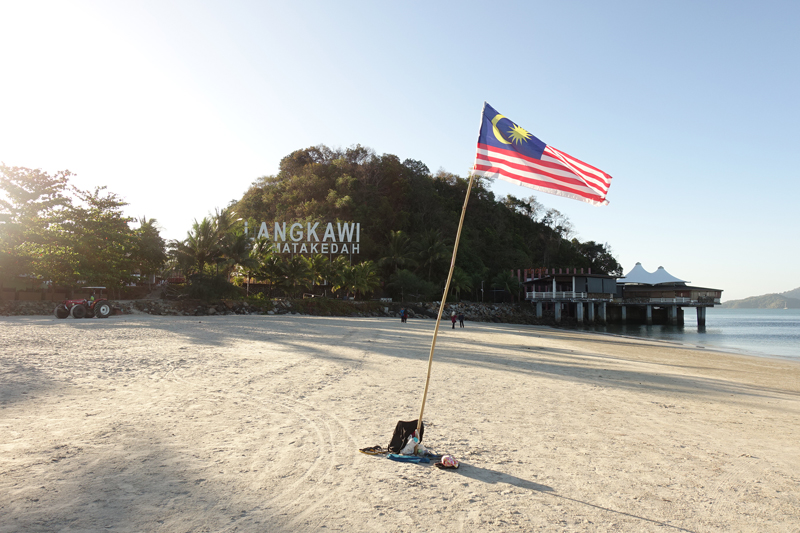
(54, 287, 113, 319)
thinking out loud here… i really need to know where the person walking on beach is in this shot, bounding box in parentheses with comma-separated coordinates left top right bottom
(451, 312, 457, 329)
(458, 312, 465, 328)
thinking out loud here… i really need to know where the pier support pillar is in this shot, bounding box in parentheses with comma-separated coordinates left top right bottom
(535, 301, 542, 318)
(555, 302, 562, 323)
(598, 302, 607, 324)
(621, 305, 627, 323)
(587, 303, 595, 323)
(668, 305, 678, 325)
(576, 302, 584, 324)
(646, 305, 653, 325)
(697, 307, 706, 327)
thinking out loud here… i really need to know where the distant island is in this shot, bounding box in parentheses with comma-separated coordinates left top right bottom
(722, 287, 800, 308)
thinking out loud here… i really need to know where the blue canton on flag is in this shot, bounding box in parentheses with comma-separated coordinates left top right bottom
(472, 102, 613, 206)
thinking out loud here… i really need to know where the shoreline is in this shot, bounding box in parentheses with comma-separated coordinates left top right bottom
(554, 312, 800, 362)
(556, 326, 800, 363)
(3, 298, 797, 363)
(3, 299, 797, 363)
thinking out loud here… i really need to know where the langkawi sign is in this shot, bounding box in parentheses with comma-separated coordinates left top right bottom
(245, 221, 361, 255)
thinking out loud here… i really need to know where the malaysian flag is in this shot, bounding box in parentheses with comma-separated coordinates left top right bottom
(472, 102, 613, 206)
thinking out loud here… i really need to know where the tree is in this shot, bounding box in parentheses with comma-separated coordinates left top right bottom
(306, 253, 333, 295)
(229, 144, 625, 298)
(413, 230, 449, 281)
(170, 208, 236, 276)
(328, 256, 352, 298)
(0, 165, 73, 286)
(255, 251, 282, 297)
(349, 261, 380, 299)
(572, 240, 623, 276)
(449, 267, 473, 300)
(219, 230, 260, 287)
(388, 268, 437, 302)
(379, 230, 417, 275)
(173, 218, 217, 275)
(1, 166, 156, 294)
(491, 271, 523, 302)
(279, 255, 311, 297)
(501, 194, 543, 221)
(132, 217, 167, 290)
(67, 186, 136, 293)
(388, 269, 416, 302)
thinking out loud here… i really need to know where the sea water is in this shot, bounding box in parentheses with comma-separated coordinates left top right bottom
(574, 308, 800, 361)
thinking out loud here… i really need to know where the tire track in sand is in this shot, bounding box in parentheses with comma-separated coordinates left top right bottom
(160, 326, 374, 528)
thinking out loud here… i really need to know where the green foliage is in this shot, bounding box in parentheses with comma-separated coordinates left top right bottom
(170, 216, 224, 275)
(278, 255, 311, 297)
(133, 217, 168, 287)
(378, 230, 417, 275)
(491, 271, 524, 302)
(388, 268, 438, 302)
(182, 273, 242, 301)
(217, 143, 624, 301)
(449, 267, 473, 299)
(570, 240, 623, 277)
(1, 165, 168, 292)
(306, 253, 333, 293)
(413, 229, 450, 282)
(289, 298, 387, 316)
(254, 252, 282, 297)
(0, 164, 73, 284)
(347, 261, 380, 299)
(68, 186, 136, 290)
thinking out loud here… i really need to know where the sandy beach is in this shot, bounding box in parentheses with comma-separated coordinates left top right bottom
(1, 314, 798, 532)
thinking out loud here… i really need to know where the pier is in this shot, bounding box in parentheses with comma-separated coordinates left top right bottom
(519, 263, 722, 327)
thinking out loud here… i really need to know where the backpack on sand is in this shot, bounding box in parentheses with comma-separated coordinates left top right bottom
(387, 420, 424, 453)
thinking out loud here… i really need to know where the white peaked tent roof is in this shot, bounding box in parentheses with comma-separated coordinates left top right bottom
(618, 263, 687, 285)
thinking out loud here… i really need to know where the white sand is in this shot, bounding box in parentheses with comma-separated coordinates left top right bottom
(1, 314, 798, 532)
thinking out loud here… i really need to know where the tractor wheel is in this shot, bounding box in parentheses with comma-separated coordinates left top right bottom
(94, 301, 111, 318)
(70, 303, 87, 319)
(54, 304, 70, 319)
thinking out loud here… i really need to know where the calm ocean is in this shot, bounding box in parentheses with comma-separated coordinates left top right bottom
(572, 308, 800, 361)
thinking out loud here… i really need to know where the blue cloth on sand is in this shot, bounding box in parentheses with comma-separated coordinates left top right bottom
(386, 454, 430, 464)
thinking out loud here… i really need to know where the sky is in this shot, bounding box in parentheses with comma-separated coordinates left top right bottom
(1, 0, 799, 301)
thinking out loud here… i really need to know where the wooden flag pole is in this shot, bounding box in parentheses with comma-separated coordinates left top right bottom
(416, 172, 477, 435)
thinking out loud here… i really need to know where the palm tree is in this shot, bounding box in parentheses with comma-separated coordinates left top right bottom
(450, 267, 473, 300)
(388, 268, 419, 302)
(379, 230, 417, 274)
(170, 217, 221, 275)
(329, 255, 352, 299)
(169, 207, 238, 276)
(413, 230, 449, 281)
(279, 255, 311, 297)
(350, 261, 380, 299)
(307, 253, 332, 295)
(256, 252, 282, 297)
(220, 232, 261, 295)
(491, 271, 522, 303)
(132, 216, 167, 290)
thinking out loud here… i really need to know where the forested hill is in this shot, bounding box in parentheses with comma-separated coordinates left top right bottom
(721, 294, 800, 309)
(233, 144, 621, 293)
(782, 287, 800, 300)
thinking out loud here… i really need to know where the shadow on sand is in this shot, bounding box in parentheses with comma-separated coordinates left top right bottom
(449, 462, 697, 533)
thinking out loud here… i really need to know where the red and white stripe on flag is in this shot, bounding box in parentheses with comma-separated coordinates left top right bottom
(473, 143, 612, 206)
